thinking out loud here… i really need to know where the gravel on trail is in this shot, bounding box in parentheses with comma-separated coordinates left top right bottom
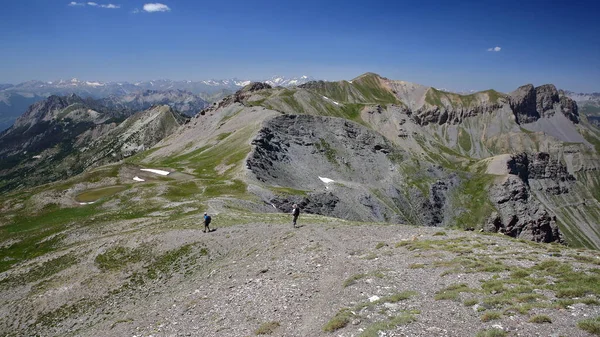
(2, 216, 599, 337)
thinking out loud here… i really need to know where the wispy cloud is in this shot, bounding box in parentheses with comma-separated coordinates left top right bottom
(487, 46, 502, 52)
(68, 2, 120, 8)
(143, 3, 171, 12)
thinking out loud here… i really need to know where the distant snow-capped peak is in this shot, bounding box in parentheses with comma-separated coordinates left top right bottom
(264, 75, 313, 87)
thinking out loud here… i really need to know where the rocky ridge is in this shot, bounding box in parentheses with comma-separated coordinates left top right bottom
(0, 95, 188, 192)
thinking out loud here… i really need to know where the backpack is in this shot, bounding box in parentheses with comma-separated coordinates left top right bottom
(293, 207, 300, 216)
(205, 215, 211, 225)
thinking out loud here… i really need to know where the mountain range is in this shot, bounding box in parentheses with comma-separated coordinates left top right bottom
(0, 76, 314, 132)
(1, 73, 600, 336)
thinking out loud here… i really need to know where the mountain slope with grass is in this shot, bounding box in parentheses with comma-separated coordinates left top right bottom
(0, 95, 189, 192)
(1, 73, 600, 336)
(2, 74, 600, 247)
(147, 74, 599, 248)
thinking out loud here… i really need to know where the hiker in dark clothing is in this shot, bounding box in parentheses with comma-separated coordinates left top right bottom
(203, 212, 212, 232)
(291, 204, 300, 228)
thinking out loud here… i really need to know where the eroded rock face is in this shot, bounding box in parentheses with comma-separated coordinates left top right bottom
(486, 152, 573, 244)
(488, 175, 563, 243)
(559, 95, 579, 123)
(509, 84, 579, 124)
(422, 177, 460, 226)
(535, 84, 560, 116)
(508, 152, 575, 194)
(509, 84, 538, 124)
(409, 102, 501, 126)
(247, 114, 460, 225)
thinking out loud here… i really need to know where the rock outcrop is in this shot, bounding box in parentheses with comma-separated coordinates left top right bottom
(409, 102, 501, 126)
(422, 177, 460, 226)
(559, 94, 579, 123)
(507, 152, 575, 194)
(212, 82, 273, 110)
(486, 152, 573, 244)
(509, 84, 539, 123)
(509, 84, 579, 124)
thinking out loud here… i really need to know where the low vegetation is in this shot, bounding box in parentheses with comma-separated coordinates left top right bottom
(475, 328, 507, 337)
(578, 316, 600, 335)
(529, 315, 552, 324)
(322, 308, 355, 332)
(358, 313, 416, 337)
(255, 321, 280, 335)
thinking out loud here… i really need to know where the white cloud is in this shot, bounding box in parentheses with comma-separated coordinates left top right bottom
(143, 3, 171, 12)
(487, 46, 502, 52)
(132, 8, 140, 13)
(68, 1, 120, 8)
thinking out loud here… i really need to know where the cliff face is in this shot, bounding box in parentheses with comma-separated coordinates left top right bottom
(486, 152, 576, 244)
(409, 102, 502, 126)
(404, 82, 580, 127)
(508, 84, 538, 123)
(509, 84, 579, 124)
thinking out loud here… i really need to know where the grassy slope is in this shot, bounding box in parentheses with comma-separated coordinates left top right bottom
(2, 77, 600, 335)
(255, 73, 401, 122)
(424, 88, 504, 108)
(3, 73, 600, 280)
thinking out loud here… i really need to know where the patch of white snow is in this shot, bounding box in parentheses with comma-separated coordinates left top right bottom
(133, 176, 145, 182)
(319, 176, 335, 184)
(140, 168, 170, 176)
(322, 96, 340, 105)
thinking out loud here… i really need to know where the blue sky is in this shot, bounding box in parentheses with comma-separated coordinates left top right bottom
(1, 0, 599, 92)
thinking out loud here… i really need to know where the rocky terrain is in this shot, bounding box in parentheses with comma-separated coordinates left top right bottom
(1, 73, 600, 336)
(0, 201, 599, 337)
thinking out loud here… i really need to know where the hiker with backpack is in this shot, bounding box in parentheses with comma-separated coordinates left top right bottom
(291, 204, 300, 228)
(203, 212, 212, 232)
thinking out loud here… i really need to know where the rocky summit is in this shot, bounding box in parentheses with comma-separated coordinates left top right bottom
(1, 73, 600, 337)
